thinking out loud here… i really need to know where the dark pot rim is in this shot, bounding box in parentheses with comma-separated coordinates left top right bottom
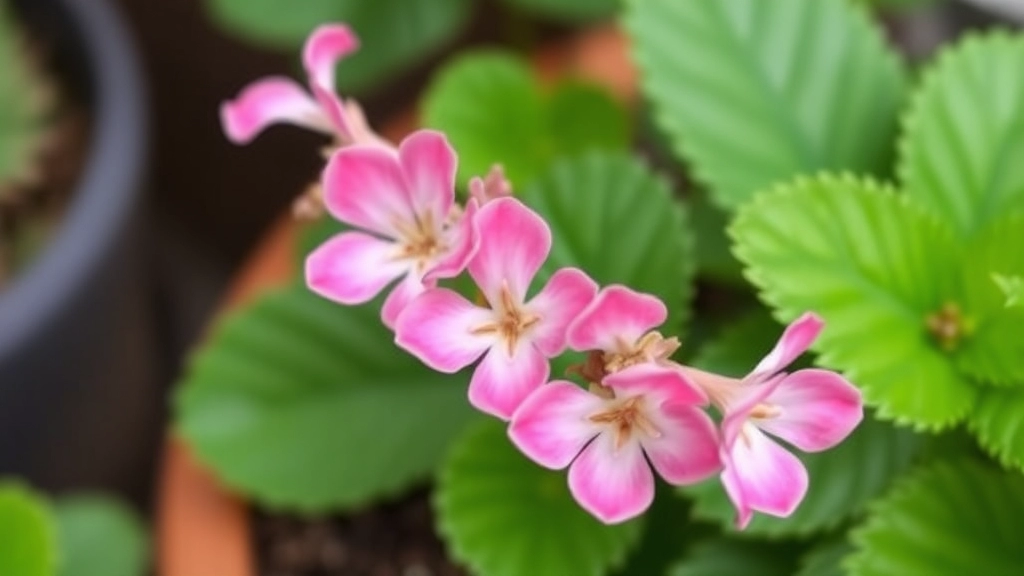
(0, 0, 147, 359)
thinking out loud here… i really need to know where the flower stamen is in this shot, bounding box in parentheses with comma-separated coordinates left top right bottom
(589, 396, 663, 451)
(470, 282, 542, 356)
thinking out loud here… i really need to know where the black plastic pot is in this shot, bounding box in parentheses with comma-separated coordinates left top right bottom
(0, 0, 159, 501)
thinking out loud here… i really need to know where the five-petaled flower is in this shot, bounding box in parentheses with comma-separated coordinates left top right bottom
(509, 365, 721, 524)
(680, 313, 863, 528)
(220, 24, 387, 148)
(305, 129, 477, 328)
(395, 197, 598, 420)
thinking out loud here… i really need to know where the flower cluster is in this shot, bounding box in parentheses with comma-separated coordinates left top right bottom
(221, 24, 864, 527)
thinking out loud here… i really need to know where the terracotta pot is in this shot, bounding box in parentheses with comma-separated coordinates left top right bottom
(155, 24, 633, 576)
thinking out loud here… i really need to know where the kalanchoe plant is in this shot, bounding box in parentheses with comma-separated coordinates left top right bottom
(177, 0, 1024, 574)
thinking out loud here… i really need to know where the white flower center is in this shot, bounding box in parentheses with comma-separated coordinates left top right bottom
(470, 282, 541, 356)
(588, 395, 663, 451)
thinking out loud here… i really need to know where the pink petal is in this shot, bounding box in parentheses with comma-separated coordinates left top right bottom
(566, 285, 668, 353)
(721, 425, 808, 529)
(467, 198, 551, 305)
(751, 312, 823, 379)
(641, 403, 721, 485)
(380, 272, 431, 330)
(310, 85, 353, 141)
(427, 199, 479, 281)
(220, 77, 329, 144)
(398, 130, 457, 228)
(568, 433, 654, 524)
(394, 288, 493, 373)
(756, 369, 863, 453)
(468, 343, 550, 420)
(305, 231, 406, 305)
(322, 145, 413, 238)
(302, 24, 359, 94)
(527, 268, 599, 357)
(603, 364, 708, 407)
(720, 373, 787, 451)
(508, 382, 604, 469)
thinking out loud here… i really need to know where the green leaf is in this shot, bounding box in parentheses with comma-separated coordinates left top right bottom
(846, 459, 1024, 576)
(993, 274, 1024, 309)
(0, 5, 49, 189)
(519, 151, 694, 338)
(436, 420, 643, 576)
(55, 496, 149, 576)
(969, 387, 1024, 471)
(499, 0, 619, 22)
(731, 174, 974, 429)
(0, 482, 56, 576)
(900, 33, 1024, 240)
(207, 0, 471, 92)
(176, 285, 478, 511)
(690, 192, 744, 284)
(627, 0, 906, 209)
(797, 541, 852, 576)
(686, 413, 920, 537)
(690, 307, 784, 377)
(667, 538, 804, 576)
(423, 52, 630, 187)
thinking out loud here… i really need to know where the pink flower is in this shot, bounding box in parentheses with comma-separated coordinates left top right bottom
(681, 313, 863, 529)
(566, 285, 680, 382)
(394, 197, 598, 420)
(220, 24, 387, 147)
(468, 165, 512, 205)
(509, 365, 720, 524)
(305, 130, 477, 327)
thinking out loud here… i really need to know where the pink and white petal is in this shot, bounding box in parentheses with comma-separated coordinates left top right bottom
(380, 272, 432, 330)
(720, 373, 787, 450)
(311, 84, 355, 141)
(220, 77, 330, 144)
(568, 433, 654, 524)
(467, 198, 551, 306)
(527, 268, 599, 357)
(302, 23, 359, 94)
(398, 130, 457, 226)
(750, 312, 824, 379)
(721, 425, 808, 529)
(427, 199, 479, 281)
(641, 404, 721, 485)
(468, 343, 550, 420)
(756, 369, 863, 453)
(394, 288, 493, 373)
(603, 364, 708, 407)
(305, 231, 406, 305)
(322, 145, 413, 238)
(566, 285, 668, 353)
(508, 381, 605, 470)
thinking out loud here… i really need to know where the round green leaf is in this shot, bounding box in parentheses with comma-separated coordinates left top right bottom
(0, 482, 56, 576)
(969, 387, 1024, 471)
(55, 496, 148, 576)
(423, 52, 629, 187)
(685, 413, 920, 537)
(731, 174, 974, 429)
(499, 0, 619, 22)
(207, 0, 471, 91)
(797, 541, 851, 576)
(436, 420, 643, 576)
(627, 0, 906, 209)
(519, 151, 694, 339)
(176, 285, 478, 511)
(846, 459, 1024, 576)
(900, 33, 1024, 240)
(667, 539, 804, 576)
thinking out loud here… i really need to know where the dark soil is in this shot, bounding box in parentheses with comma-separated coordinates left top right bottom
(255, 489, 467, 576)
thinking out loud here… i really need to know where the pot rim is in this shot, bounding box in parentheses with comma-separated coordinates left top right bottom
(0, 0, 147, 360)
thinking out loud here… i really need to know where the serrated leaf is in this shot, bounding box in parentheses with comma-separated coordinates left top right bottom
(797, 541, 852, 576)
(667, 538, 804, 576)
(176, 285, 477, 511)
(423, 52, 629, 187)
(686, 412, 919, 537)
(207, 0, 471, 92)
(436, 420, 643, 576)
(519, 152, 694, 341)
(900, 33, 1024, 240)
(499, 0, 619, 22)
(0, 482, 56, 576)
(731, 174, 974, 429)
(627, 0, 906, 209)
(969, 387, 1024, 471)
(847, 459, 1024, 576)
(55, 496, 149, 576)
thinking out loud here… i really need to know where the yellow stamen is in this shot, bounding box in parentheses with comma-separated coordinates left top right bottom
(589, 396, 662, 451)
(470, 281, 542, 356)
